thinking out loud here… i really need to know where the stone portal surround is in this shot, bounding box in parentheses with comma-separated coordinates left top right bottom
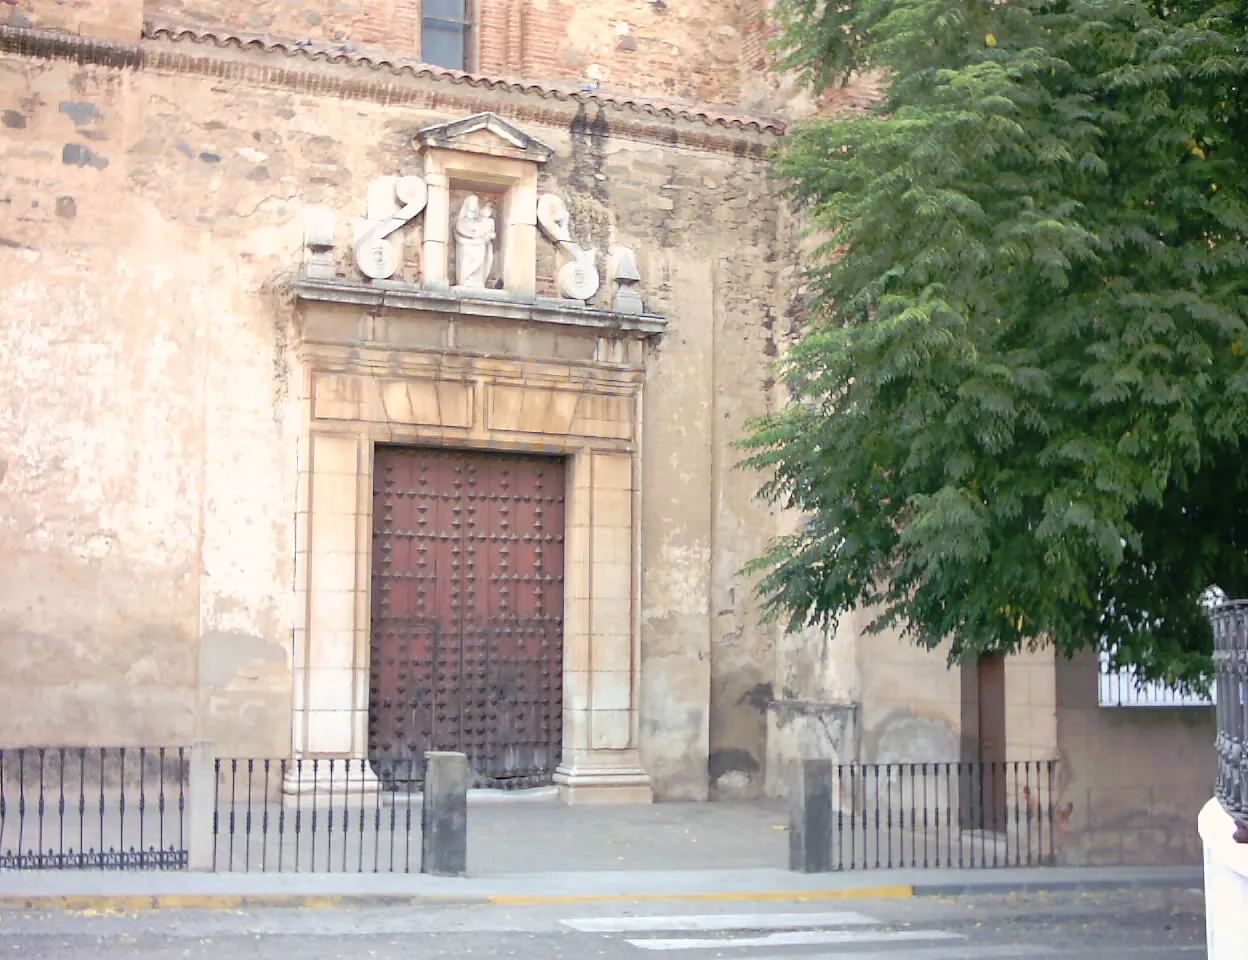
(289, 293, 654, 804)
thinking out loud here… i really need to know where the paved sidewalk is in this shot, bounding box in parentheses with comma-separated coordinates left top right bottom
(0, 864, 1205, 909)
(0, 799, 1204, 909)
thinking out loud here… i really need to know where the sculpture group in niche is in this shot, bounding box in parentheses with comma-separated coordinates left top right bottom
(303, 109, 647, 315)
(309, 175, 645, 315)
(453, 194, 497, 288)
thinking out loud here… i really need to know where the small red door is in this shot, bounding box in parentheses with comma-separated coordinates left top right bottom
(368, 446, 565, 789)
(977, 654, 1008, 829)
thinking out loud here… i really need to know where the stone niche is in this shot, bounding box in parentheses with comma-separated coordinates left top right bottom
(415, 112, 551, 297)
(291, 113, 664, 805)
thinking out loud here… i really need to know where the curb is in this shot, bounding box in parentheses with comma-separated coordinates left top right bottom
(912, 876, 1204, 897)
(0, 875, 1201, 912)
(0, 893, 491, 912)
(485, 885, 916, 905)
(0, 885, 915, 912)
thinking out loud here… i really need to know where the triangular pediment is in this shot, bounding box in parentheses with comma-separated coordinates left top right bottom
(415, 112, 554, 164)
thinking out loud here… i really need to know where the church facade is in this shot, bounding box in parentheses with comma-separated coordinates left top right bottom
(0, 0, 1213, 861)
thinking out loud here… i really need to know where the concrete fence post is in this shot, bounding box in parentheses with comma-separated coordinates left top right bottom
(187, 739, 216, 872)
(421, 751, 468, 877)
(789, 757, 834, 873)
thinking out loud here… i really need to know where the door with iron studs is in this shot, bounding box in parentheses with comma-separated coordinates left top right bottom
(368, 446, 566, 789)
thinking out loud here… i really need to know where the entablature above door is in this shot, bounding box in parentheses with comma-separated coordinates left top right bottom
(294, 275, 661, 371)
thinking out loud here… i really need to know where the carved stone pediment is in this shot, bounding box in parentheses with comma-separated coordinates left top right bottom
(300, 112, 654, 321)
(415, 112, 554, 164)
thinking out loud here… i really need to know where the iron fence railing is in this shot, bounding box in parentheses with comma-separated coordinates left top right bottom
(1211, 601, 1248, 841)
(0, 747, 187, 869)
(0, 749, 454, 873)
(1, 749, 1065, 872)
(822, 761, 1060, 870)
(1098, 649, 1215, 708)
(212, 757, 425, 872)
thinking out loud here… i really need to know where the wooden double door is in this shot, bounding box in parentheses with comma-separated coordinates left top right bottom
(368, 446, 566, 789)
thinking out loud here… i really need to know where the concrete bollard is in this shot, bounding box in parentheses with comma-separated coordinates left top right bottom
(789, 758, 834, 873)
(186, 739, 216, 872)
(421, 751, 469, 877)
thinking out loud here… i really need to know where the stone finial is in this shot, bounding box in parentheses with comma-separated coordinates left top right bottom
(354, 175, 428, 280)
(302, 206, 337, 280)
(611, 246, 644, 314)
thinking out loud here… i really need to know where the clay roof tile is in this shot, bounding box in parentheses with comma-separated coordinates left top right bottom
(141, 20, 787, 136)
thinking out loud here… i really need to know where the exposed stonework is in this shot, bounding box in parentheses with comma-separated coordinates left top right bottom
(6, 0, 143, 40)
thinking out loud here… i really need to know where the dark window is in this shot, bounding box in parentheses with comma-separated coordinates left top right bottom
(422, 0, 472, 71)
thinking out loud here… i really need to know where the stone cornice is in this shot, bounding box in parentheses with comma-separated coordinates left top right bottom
(294, 276, 669, 337)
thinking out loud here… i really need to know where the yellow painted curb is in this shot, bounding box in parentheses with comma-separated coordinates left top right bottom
(487, 885, 915, 905)
(0, 884, 913, 912)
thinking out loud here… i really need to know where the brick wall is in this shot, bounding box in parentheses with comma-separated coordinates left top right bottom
(138, 0, 749, 103)
(476, 0, 521, 75)
(740, 0, 772, 72)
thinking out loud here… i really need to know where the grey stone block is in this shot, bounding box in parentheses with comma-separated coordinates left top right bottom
(789, 758, 833, 873)
(421, 752, 469, 877)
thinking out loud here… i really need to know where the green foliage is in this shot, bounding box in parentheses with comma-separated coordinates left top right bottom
(745, 0, 1248, 687)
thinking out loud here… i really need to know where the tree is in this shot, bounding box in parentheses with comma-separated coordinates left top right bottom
(743, 0, 1248, 688)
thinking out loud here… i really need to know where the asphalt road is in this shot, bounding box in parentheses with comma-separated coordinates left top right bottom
(0, 887, 1205, 959)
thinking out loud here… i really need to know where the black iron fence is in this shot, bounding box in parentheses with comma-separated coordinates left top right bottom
(791, 760, 1061, 872)
(4, 748, 1063, 874)
(0, 747, 187, 869)
(1211, 601, 1248, 842)
(1, 750, 458, 873)
(212, 757, 425, 872)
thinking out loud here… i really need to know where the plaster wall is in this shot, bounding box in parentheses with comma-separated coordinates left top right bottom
(859, 631, 963, 764)
(0, 58, 297, 755)
(1055, 648, 1214, 865)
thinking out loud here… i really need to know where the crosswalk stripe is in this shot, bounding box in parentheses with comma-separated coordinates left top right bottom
(622, 928, 965, 951)
(560, 911, 876, 933)
(770, 946, 1054, 960)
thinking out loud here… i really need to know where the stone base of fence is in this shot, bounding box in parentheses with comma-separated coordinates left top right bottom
(1201, 796, 1248, 960)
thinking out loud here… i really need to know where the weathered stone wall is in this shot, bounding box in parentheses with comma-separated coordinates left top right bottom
(4, 0, 143, 40)
(0, 31, 790, 796)
(1055, 649, 1214, 865)
(145, 0, 422, 53)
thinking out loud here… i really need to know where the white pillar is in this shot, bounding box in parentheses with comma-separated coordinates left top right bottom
(186, 740, 216, 871)
(1199, 797, 1248, 959)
